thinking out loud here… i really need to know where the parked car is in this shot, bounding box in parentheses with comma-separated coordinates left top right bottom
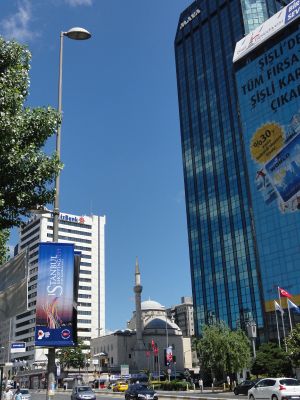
(71, 386, 96, 400)
(125, 384, 158, 400)
(234, 380, 259, 395)
(248, 378, 300, 400)
(113, 381, 129, 392)
(20, 389, 31, 400)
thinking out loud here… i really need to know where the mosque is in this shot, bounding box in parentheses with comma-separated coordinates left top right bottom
(91, 260, 192, 374)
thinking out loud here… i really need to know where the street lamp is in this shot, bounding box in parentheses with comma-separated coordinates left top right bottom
(46, 26, 91, 400)
(53, 26, 91, 241)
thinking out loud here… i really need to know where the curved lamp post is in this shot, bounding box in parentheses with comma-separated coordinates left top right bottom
(47, 27, 91, 400)
(53, 26, 91, 241)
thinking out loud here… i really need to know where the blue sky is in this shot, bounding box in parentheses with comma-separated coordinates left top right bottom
(1, 0, 192, 331)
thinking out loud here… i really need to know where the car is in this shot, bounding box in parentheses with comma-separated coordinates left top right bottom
(71, 386, 96, 400)
(125, 384, 158, 400)
(248, 378, 300, 400)
(113, 382, 129, 392)
(20, 389, 31, 400)
(234, 380, 259, 395)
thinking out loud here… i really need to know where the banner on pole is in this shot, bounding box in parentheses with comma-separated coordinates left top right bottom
(35, 243, 76, 347)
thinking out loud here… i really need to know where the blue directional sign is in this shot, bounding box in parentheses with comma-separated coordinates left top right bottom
(11, 342, 26, 353)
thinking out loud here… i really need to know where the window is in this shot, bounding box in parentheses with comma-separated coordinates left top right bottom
(279, 379, 300, 386)
(78, 311, 91, 315)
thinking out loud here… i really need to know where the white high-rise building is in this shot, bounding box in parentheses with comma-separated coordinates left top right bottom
(12, 211, 105, 366)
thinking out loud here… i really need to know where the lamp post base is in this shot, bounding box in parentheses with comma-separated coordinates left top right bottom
(46, 348, 56, 400)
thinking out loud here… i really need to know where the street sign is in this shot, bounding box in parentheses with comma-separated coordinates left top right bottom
(11, 342, 26, 353)
(121, 364, 129, 376)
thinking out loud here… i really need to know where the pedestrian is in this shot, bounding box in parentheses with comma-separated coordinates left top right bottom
(3, 387, 14, 400)
(199, 379, 203, 392)
(14, 388, 22, 400)
(226, 376, 231, 390)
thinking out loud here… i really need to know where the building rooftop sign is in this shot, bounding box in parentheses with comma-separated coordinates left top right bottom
(233, 0, 300, 63)
(179, 8, 200, 30)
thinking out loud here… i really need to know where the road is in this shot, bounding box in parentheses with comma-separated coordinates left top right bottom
(30, 390, 242, 400)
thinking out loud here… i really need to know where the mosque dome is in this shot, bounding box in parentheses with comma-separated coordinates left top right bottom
(141, 300, 165, 311)
(144, 317, 181, 332)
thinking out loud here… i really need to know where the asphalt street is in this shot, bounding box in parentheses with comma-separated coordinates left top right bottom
(30, 390, 241, 400)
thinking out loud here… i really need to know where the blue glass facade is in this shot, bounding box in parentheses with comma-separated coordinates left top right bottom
(235, 13, 300, 338)
(175, 0, 288, 338)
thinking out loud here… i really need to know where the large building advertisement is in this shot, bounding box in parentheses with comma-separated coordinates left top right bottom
(234, 15, 300, 304)
(35, 243, 76, 347)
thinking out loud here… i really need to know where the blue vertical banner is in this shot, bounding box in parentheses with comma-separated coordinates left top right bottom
(35, 243, 75, 347)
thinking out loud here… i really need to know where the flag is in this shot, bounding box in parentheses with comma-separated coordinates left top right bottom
(151, 339, 155, 350)
(274, 300, 284, 315)
(278, 287, 292, 298)
(288, 299, 300, 314)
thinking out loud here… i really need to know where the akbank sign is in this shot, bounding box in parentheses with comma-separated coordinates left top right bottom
(50, 213, 85, 224)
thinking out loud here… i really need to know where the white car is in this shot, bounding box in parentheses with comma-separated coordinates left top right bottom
(248, 378, 300, 400)
(20, 389, 31, 400)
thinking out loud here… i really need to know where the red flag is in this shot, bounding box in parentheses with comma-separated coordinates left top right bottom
(151, 339, 155, 349)
(146, 351, 150, 358)
(154, 346, 159, 356)
(279, 287, 292, 298)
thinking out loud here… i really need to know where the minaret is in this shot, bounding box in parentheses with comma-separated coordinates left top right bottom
(133, 257, 145, 370)
(134, 257, 143, 343)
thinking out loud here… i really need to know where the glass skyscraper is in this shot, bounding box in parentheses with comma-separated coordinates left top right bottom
(234, 1, 300, 341)
(175, 0, 288, 339)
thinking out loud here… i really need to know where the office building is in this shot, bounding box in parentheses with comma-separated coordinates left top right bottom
(166, 297, 195, 337)
(175, 0, 289, 339)
(11, 212, 105, 367)
(234, 0, 300, 339)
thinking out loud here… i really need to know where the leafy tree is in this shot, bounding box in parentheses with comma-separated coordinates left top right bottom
(251, 342, 292, 377)
(287, 323, 300, 368)
(195, 322, 251, 380)
(57, 340, 88, 371)
(226, 328, 251, 374)
(0, 229, 9, 265)
(0, 37, 60, 229)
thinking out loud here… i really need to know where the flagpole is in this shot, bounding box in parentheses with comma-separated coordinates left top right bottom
(288, 299, 293, 331)
(278, 287, 287, 351)
(274, 301, 281, 348)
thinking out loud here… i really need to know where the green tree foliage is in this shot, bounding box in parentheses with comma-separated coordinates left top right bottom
(57, 340, 88, 371)
(0, 229, 9, 265)
(0, 37, 61, 229)
(251, 342, 292, 377)
(287, 323, 300, 368)
(195, 322, 251, 379)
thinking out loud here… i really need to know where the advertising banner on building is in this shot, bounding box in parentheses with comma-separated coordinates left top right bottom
(234, 18, 300, 302)
(35, 243, 76, 347)
(235, 24, 300, 214)
(233, 0, 300, 62)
